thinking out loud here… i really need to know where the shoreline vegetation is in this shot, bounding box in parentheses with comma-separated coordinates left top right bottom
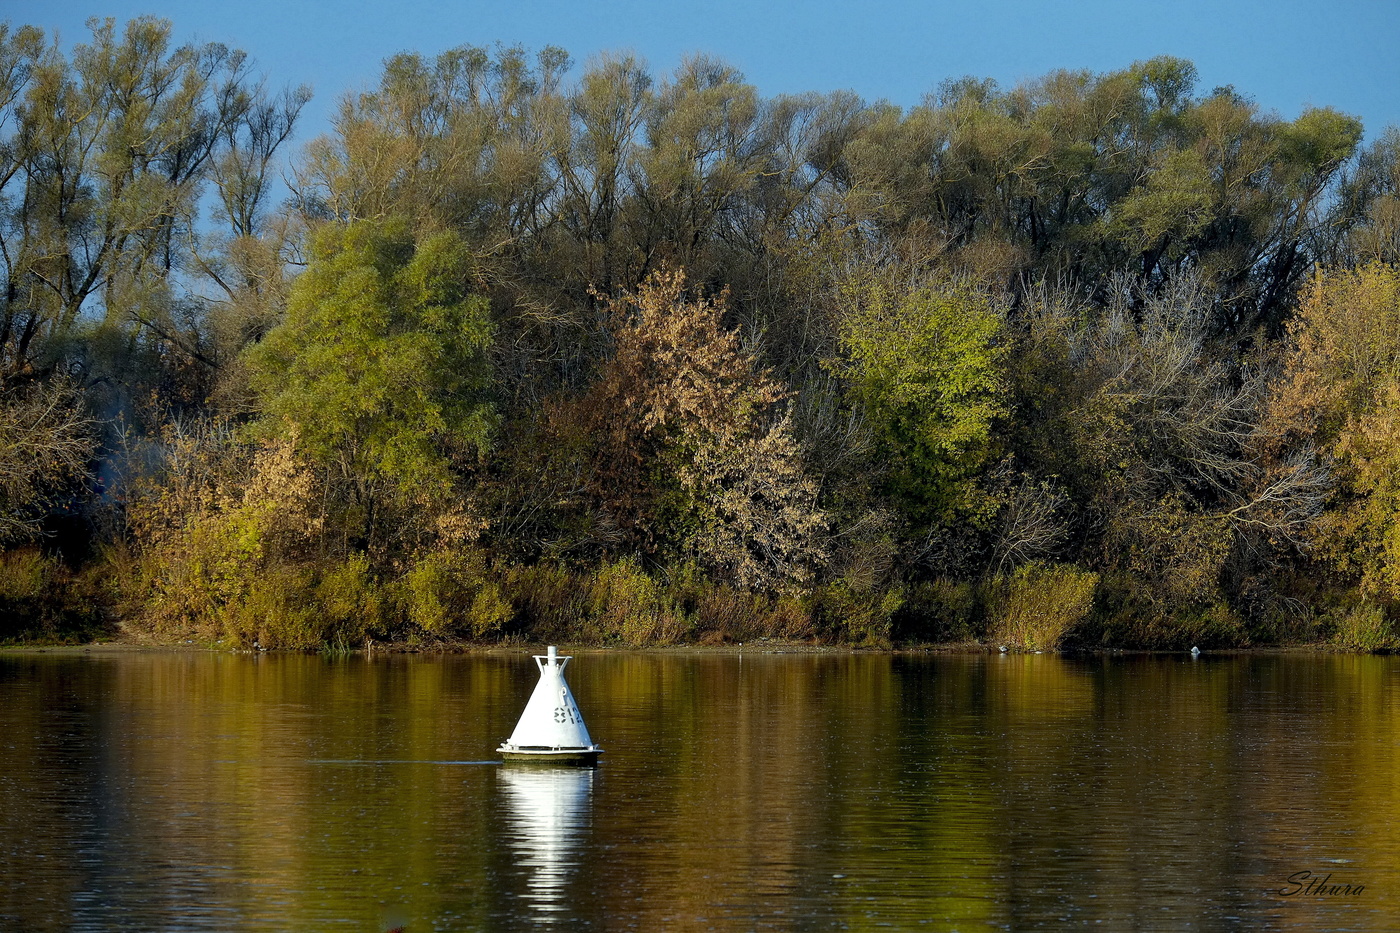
(0, 638, 1377, 657)
(3, 18, 1400, 654)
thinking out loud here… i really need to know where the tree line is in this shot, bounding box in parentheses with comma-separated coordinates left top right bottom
(3, 16, 1399, 649)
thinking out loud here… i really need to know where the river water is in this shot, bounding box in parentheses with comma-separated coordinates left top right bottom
(0, 648, 1395, 931)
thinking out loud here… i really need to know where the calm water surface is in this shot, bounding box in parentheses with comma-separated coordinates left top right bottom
(1, 649, 1396, 931)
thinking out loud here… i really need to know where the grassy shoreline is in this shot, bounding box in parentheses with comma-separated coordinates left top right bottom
(0, 635, 1365, 656)
(3, 547, 1390, 653)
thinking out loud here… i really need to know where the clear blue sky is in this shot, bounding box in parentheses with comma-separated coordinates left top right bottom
(10, 0, 1400, 152)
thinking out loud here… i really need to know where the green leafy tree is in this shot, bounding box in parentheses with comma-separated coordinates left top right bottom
(245, 218, 494, 545)
(834, 274, 1007, 528)
(835, 59, 1361, 330)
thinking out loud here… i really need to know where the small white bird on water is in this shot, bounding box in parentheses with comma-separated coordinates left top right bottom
(1190, 646, 1201, 658)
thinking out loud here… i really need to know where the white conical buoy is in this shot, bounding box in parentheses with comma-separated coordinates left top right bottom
(498, 646, 602, 764)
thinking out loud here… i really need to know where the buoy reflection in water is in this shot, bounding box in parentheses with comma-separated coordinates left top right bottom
(498, 766, 594, 920)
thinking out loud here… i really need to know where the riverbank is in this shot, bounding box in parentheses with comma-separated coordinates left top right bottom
(0, 544, 1373, 657)
(0, 634, 1364, 657)
(2, 545, 1389, 654)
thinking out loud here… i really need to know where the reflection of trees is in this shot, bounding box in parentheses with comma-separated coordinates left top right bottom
(0, 657, 113, 931)
(4, 653, 1400, 930)
(566, 654, 1006, 929)
(576, 652, 1400, 929)
(1, 653, 525, 929)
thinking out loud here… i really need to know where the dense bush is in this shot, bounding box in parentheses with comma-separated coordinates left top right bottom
(986, 562, 1099, 651)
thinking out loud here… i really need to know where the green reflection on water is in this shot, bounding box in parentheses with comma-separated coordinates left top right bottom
(1, 650, 1398, 931)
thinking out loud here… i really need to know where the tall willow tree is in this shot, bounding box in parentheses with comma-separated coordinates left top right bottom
(0, 17, 307, 386)
(837, 57, 1362, 332)
(295, 44, 569, 233)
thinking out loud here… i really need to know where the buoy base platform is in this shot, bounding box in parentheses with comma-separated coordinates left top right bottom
(498, 744, 602, 765)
